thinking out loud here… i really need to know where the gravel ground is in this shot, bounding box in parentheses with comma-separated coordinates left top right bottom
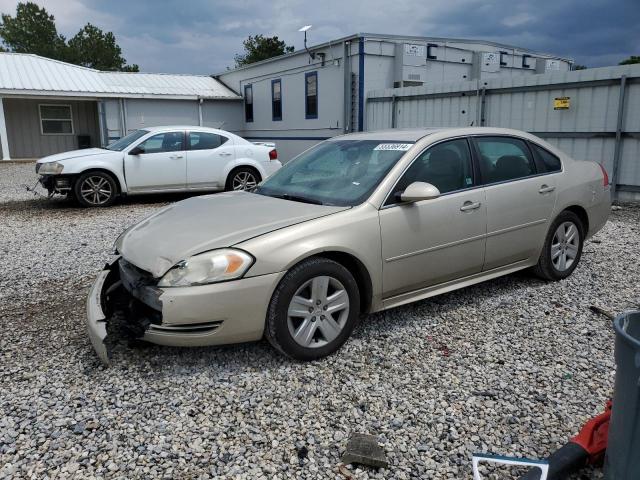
(1, 162, 639, 479)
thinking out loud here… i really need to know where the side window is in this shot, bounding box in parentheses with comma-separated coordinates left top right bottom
(188, 132, 228, 151)
(305, 72, 318, 119)
(271, 79, 282, 121)
(137, 132, 184, 154)
(386, 138, 473, 205)
(244, 84, 253, 122)
(475, 136, 536, 183)
(530, 142, 562, 172)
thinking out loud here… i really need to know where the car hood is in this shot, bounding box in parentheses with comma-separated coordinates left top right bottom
(37, 148, 113, 163)
(119, 192, 349, 278)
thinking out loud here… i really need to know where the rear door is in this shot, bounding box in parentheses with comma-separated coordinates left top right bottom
(186, 131, 235, 190)
(125, 131, 186, 191)
(472, 135, 557, 270)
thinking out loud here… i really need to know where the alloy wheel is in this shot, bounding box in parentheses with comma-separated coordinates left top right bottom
(551, 221, 580, 271)
(79, 176, 113, 205)
(287, 275, 350, 348)
(232, 171, 258, 191)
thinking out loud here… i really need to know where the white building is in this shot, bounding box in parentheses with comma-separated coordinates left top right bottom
(216, 33, 573, 161)
(0, 53, 241, 159)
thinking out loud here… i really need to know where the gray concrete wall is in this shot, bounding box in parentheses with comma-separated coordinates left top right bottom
(3, 98, 100, 158)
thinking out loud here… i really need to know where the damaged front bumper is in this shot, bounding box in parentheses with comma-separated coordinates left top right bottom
(85, 256, 284, 365)
(38, 174, 73, 195)
(85, 259, 119, 365)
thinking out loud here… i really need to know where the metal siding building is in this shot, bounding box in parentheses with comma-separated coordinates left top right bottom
(0, 53, 242, 159)
(216, 32, 572, 162)
(366, 64, 640, 200)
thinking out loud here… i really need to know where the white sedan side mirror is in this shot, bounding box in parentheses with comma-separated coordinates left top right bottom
(399, 182, 440, 203)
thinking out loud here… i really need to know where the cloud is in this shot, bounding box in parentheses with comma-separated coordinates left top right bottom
(0, 0, 637, 72)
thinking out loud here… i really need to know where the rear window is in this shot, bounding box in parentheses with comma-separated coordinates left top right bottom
(530, 143, 562, 172)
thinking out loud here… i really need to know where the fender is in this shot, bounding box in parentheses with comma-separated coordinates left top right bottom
(47, 153, 128, 193)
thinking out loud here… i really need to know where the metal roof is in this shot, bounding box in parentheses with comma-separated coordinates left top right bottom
(0, 53, 241, 100)
(216, 32, 572, 76)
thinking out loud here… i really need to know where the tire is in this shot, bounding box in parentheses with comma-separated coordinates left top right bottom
(225, 167, 261, 191)
(533, 211, 584, 281)
(265, 257, 361, 361)
(73, 171, 118, 207)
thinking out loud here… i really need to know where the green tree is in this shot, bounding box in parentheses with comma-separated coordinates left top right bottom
(573, 64, 587, 70)
(619, 56, 640, 65)
(234, 34, 294, 67)
(67, 23, 138, 71)
(0, 2, 137, 71)
(0, 2, 67, 60)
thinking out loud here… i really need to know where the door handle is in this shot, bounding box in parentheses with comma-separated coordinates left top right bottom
(219, 152, 232, 157)
(169, 154, 184, 159)
(539, 184, 556, 194)
(460, 201, 481, 212)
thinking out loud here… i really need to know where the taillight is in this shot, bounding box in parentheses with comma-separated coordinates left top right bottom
(599, 163, 609, 187)
(269, 149, 278, 160)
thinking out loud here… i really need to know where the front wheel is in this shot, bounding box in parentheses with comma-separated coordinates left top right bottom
(225, 167, 261, 191)
(265, 258, 360, 361)
(533, 211, 584, 281)
(73, 171, 118, 207)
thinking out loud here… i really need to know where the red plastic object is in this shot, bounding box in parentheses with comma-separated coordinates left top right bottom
(570, 400, 612, 464)
(269, 149, 278, 160)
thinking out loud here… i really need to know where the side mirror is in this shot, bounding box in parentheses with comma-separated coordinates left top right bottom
(129, 146, 144, 155)
(399, 182, 440, 203)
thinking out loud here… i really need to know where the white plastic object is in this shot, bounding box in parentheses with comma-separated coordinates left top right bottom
(472, 453, 549, 480)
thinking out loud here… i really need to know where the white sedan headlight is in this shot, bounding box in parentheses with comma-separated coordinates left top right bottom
(158, 249, 254, 287)
(38, 161, 64, 175)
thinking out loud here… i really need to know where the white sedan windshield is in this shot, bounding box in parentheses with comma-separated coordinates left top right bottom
(255, 140, 413, 206)
(106, 130, 148, 151)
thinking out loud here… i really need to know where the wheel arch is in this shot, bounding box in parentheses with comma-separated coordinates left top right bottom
(75, 167, 124, 194)
(562, 205, 589, 235)
(294, 251, 374, 315)
(224, 161, 265, 183)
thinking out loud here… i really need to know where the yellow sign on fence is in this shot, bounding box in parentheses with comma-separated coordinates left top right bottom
(554, 97, 570, 110)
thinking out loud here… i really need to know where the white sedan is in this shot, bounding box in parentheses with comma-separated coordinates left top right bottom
(35, 126, 282, 207)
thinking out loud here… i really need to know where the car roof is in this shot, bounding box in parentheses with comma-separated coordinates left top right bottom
(140, 125, 227, 133)
(331, 127, 539, 142)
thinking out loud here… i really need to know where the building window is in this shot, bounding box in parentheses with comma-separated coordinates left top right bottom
(39, 104, 73, 135)
(305, 71, 318, 119)
(271, 79, 282, 121)
(244, 84, 253, 122)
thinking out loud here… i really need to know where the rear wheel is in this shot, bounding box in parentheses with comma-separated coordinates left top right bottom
(225, 167, 261, 191)
(533, 211, 584, 280)
(265, 258, 360, 360)
(73, 171, 118, 207)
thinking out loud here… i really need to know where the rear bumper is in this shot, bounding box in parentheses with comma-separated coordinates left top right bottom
(85, 257, 284, 363)
(586, 187, 612, 239)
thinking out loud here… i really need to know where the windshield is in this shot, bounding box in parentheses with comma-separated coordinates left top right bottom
(254, 140, 413, 206)
(106, 130, 148, 151)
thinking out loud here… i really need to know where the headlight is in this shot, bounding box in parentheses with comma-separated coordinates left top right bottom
(158, 249, 254, 287)
(37, 162, 64, 175)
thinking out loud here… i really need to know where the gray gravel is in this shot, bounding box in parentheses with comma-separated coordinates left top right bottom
(1, 162, 639, 479)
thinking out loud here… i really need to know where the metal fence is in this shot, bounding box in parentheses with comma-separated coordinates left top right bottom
(366, 64, 640, 199)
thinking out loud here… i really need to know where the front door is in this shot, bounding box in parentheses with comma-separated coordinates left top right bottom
(472, 135, 557, 270)
(125, 131, 187, 191)
(186, 131, 234, 190)
(379, 138, 487, 299)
